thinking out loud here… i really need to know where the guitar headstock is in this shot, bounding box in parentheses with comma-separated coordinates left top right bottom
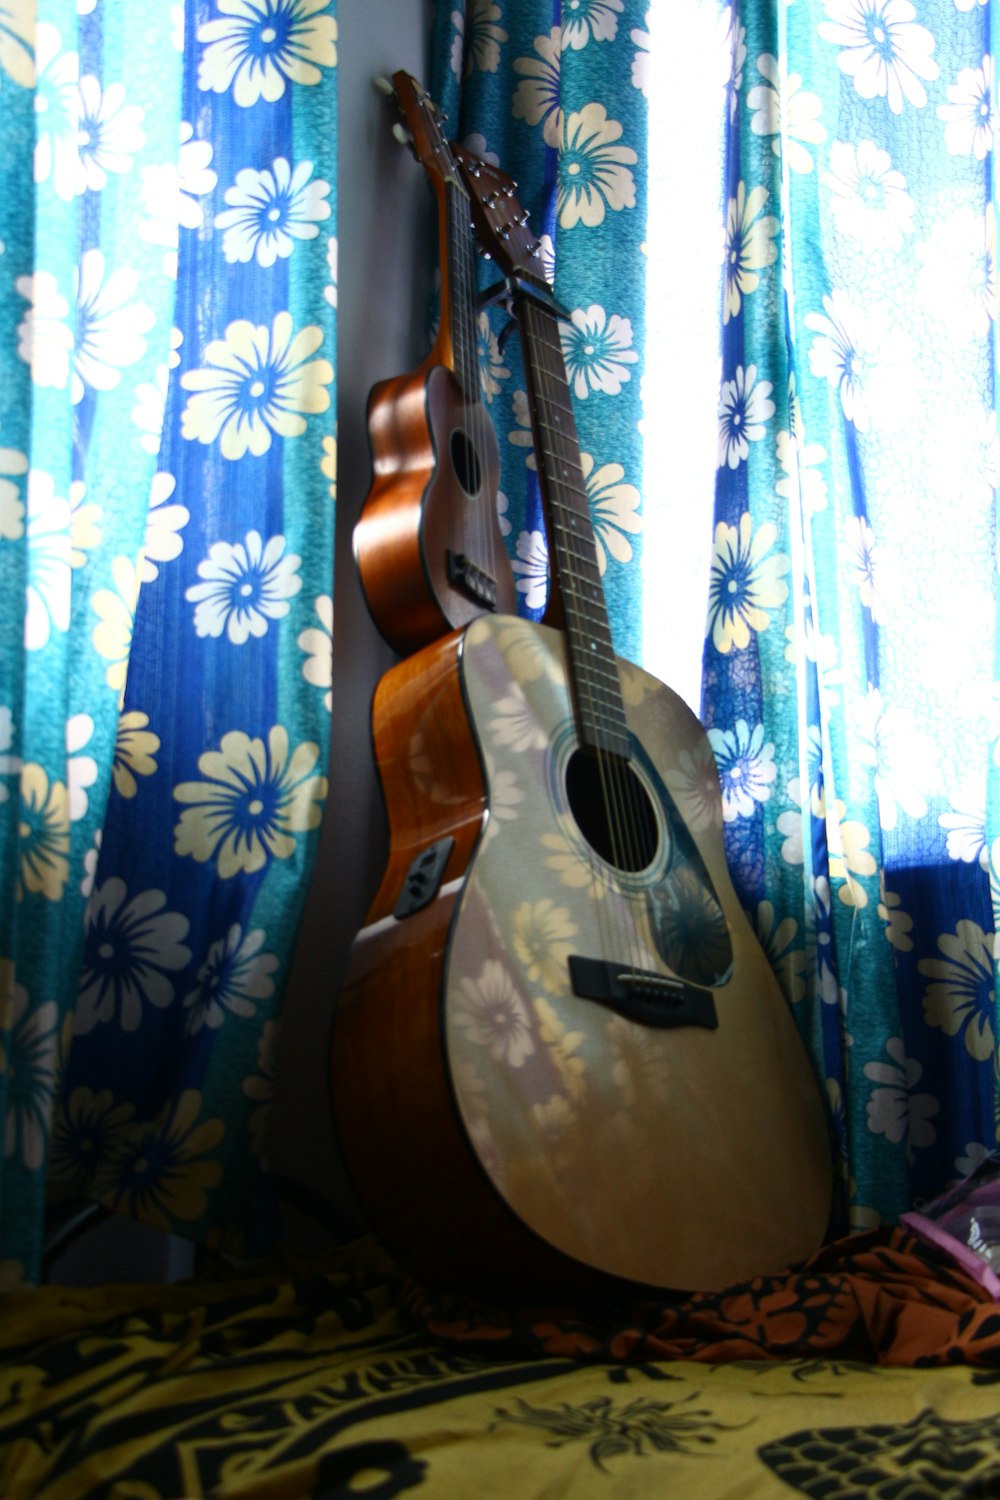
(386, 71, 461, 190)
(450, 144, 551, 295)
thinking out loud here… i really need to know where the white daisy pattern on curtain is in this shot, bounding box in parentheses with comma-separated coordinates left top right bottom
(214, 158, 332, 266)
(172, 727, 327, 879)
(197, 0, 338, 106)
(185, 531, 303, 643)
(180, 312, 333, 459)
(696, 0, 1000, 1234)
(0, 1, 337, 1280)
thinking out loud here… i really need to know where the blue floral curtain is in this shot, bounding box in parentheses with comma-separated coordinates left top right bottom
(0, 0, 337, 1287)
(437, 0, 1000, 1236)
(431, 0, 649, 663)
(708, 0, 998, 1232)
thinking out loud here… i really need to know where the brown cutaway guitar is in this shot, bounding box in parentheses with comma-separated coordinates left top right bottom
(331, 151, 832, 1303)
(353, 73, 515, 654)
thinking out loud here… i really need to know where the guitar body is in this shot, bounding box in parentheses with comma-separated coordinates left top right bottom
(350, 74, 515, 657)
(355, 363, 515, 655)
(332, 614, 832, 1300)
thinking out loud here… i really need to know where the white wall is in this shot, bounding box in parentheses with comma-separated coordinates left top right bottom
(268, 0, 436, 1224)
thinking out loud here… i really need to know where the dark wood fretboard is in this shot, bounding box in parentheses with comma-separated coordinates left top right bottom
(517, 298, 630, 758)
(445, 176, 480, 402)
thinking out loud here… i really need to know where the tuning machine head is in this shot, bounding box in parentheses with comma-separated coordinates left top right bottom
(391, 121, 420, 160)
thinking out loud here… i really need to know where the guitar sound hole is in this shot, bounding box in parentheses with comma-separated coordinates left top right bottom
(565, 749, 659, 874)
(450, 428, 482, 497)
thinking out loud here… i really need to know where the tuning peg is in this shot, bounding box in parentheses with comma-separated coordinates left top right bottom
(373, 75, 394, 95)
(391, 122, 420, 161)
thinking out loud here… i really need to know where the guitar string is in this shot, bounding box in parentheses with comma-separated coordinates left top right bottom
(452, 149, 657, 989)
(442, 150, 627, 991)
(523, 299, 651, 985)
(401, 100, 657, 1009)
(459, 164, 499, 597)
(536, 299, 660, 986)
(408, 81, 490, 617)
(440, 126, 496, 603)
(447, 168, 485, 580)
(519, 301, 615, 970)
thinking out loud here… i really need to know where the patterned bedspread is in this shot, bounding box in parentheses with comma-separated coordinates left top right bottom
(2, 1228, 999, 1498)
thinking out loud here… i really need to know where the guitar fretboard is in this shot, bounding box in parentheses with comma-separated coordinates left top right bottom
(518, 299, 631, 759)
(446, 178, 479, 402)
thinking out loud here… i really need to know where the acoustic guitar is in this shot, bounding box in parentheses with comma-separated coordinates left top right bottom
(331, 150, 832, 1302)
(353, 72, 515, 654)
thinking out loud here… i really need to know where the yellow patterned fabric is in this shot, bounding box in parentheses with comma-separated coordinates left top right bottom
(1, 1236, 999, 1498)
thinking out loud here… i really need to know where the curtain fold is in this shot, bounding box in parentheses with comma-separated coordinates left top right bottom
(710, 0, 999, 1229)
(0, 0, 337, 1286)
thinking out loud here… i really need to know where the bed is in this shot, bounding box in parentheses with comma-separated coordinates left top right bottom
(2, 1225, 1000, 1498)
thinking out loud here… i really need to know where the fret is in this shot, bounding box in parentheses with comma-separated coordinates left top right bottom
(510, 295, 630, 752)
(570, 639, 618, 669)
(534, 423, 582, 458)
(571, 663, 620, 692)
(555, 576, 605, 603)
(558, 547, 603, 578)
(534, 444, 588, 500)
(451, 151, 647, 757)
(446, 181, 478, 401)
(546, 518, 601, 551)
(563, 611, 615, 645)
(557, 583, 608, 620)
(532, 393, 577, 429)
(540, 487, 594, 538)
(556, 568, 611, 606)
(531, 386, 577, 417)
(565, 618, 613, 651)
(578, 723, 632, 757)
(555, 568, 604, 594)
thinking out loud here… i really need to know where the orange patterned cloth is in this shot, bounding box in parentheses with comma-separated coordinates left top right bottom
(401, 1228, 1000, 1366)
(4, 1230, 1000, 1498)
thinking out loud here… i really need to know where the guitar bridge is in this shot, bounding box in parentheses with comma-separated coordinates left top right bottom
(447, 550, 498, 609)
(568, 956, 718, 1032)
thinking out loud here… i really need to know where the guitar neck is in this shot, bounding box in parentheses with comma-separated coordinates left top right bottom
(391, 71, 481, 402)
(443, 177, 480, 400)
(517, 297, 630, 759)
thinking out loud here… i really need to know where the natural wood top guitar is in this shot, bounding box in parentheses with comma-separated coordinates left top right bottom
(353, 73, 515, 654)
(330, 143, 832, 1304)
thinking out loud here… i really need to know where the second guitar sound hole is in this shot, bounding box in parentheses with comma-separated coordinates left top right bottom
(450, 428, 482, 497)
(565, 748, 659, 874)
